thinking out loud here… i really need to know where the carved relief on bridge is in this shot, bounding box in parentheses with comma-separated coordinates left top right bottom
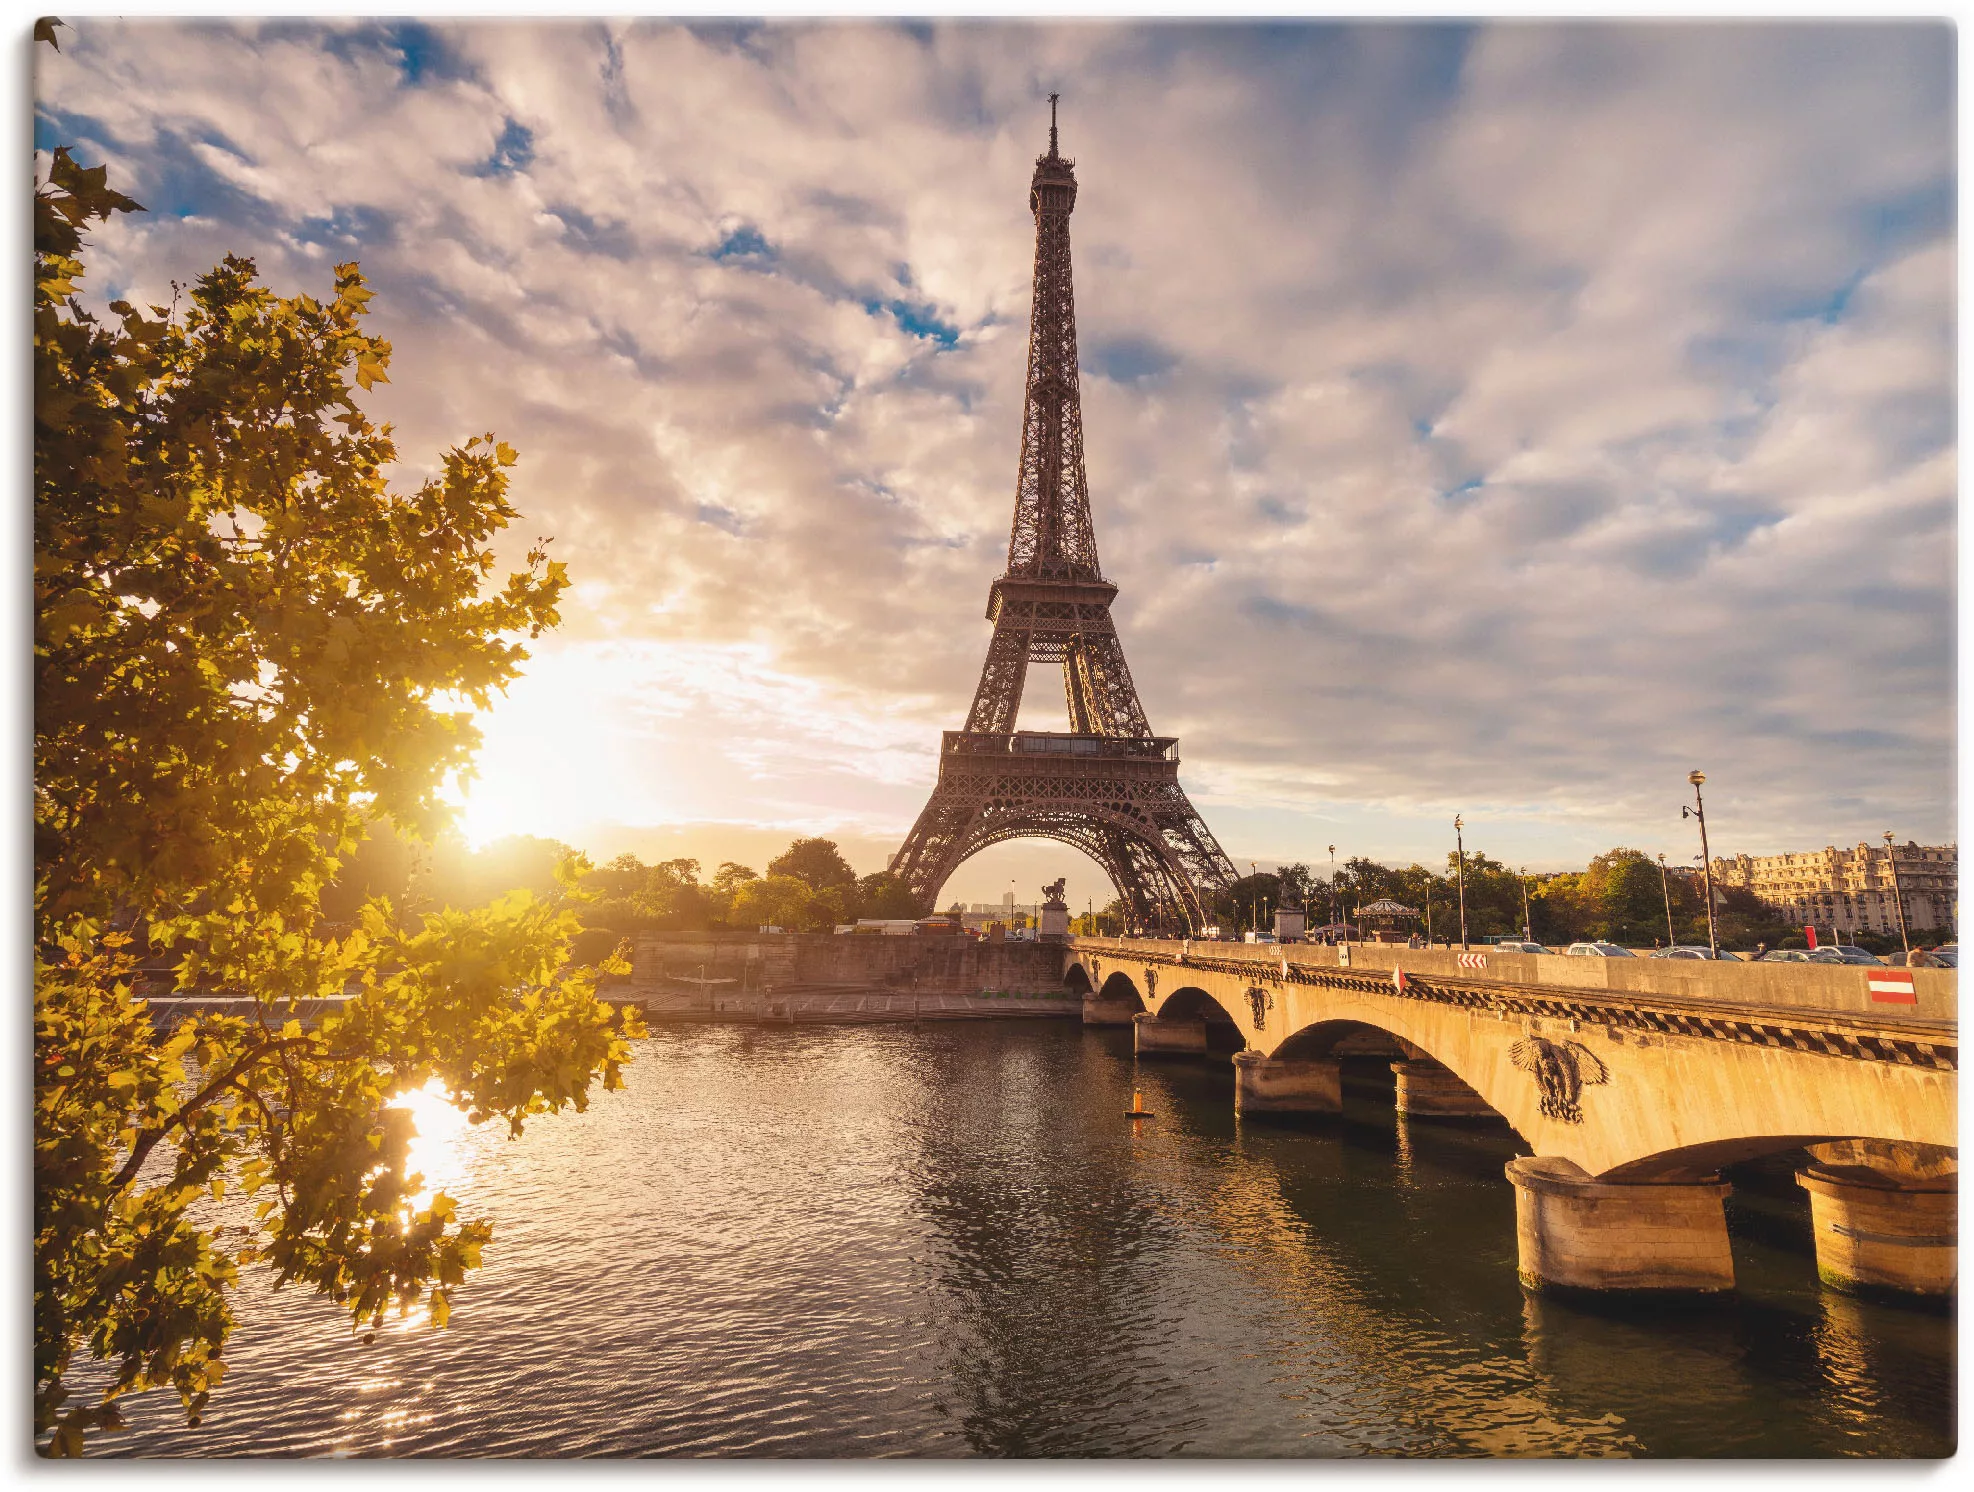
(1511, 1037, 1609, 1125)
(1142, 966, 1157, 1002)
(1246, 985, 1272, 1030)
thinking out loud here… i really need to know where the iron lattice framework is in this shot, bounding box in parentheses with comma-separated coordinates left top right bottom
(890, 101, 1238, 932)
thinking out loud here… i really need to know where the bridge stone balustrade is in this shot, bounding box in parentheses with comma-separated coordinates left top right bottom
(1068, 937, 1956, 1298)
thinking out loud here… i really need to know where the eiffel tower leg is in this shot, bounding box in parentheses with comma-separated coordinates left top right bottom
(889, 787, 986, 914)
(963, 622, 1032, 736)
(1074, 630, 1152, 738)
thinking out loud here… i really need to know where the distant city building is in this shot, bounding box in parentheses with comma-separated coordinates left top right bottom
(1711, 842, 1957, 937)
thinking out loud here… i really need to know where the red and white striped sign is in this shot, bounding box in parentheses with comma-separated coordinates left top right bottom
(1867, 969, 1917, 1005)
(1392, 968, 1408, 993)
(1458, 953, 1488, 970)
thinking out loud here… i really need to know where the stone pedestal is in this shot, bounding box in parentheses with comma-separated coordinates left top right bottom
(1391, 1060, 1494, 1118)
(1507, 1156, 1734, 1294)
(1082, 996, 1142, 1027)
(1796, 1165, 1957, 1297)
(1232, 1052, 1341, 1115)
(1133, 1013, 1207, 1055)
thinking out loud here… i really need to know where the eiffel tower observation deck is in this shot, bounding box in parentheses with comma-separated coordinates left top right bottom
(890, 99, 1238, 932)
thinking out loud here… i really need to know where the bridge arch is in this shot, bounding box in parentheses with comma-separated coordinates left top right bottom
(1157, 984, 1243, 1029)
(1095, 970, 1144, 1010)
(1602, 1134, 1960, 1183)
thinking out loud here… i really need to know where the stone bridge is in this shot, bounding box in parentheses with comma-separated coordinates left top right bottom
(1066, 937, 1956, 1300)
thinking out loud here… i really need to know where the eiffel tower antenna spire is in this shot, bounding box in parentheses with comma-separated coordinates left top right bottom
(888, 105, 1238, 932)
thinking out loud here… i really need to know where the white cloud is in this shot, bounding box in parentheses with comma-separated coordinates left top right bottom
(36, 19, 1955, 907)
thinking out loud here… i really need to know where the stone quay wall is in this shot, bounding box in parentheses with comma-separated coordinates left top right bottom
(628, 932, 1071, 1019)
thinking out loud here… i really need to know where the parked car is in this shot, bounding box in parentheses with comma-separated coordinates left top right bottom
(1909, 944, 1958, 968)
(1809, 946, 1885, 966)
(1650, 945, 1724, 959)
(1493, 940, 1551, 955)
(1565, 942, 1634, 957)
(1756, 948, 1813, 963)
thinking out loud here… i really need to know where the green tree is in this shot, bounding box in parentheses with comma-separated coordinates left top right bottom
(1443, 850, 1525, 940)
(1214, 872, 1282, 935)
(731, 874, 816, 930)
(849, 871, 918, 921)
(1581, 849, 1668, 945)
(766, 836, 856, 892)
(34, 146, 640, 1454)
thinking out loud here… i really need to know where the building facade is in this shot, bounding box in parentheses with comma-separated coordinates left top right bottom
(1711, 842, 1957, 938)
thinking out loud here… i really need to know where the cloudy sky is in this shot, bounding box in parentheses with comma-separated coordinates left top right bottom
(36, 18, 1956, 907)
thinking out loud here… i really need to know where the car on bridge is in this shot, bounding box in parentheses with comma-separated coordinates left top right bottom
(1756, 948, 1814, 963)
(1564, 941, 1635, 957)
(1493, 940, 1551, 954)
(1808, 946, 1886, 966)
(1649, 945, 1730, 959)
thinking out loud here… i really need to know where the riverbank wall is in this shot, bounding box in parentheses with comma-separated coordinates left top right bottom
(625, 931, 1074, 1024)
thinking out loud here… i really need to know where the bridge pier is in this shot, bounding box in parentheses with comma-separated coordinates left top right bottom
(1507, 1157, 1734, 1294)
(1796, 1161, 1956, 1299)
(1232, 1052, 1341, 1116)
(1133, 1012, 1207, 1056)
(1082, 996, 1142, 1027)
(1391, 1059, 1493, 1118)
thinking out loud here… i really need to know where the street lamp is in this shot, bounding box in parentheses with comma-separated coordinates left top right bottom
(1883, 831, 1911, 956)
(1682, 771, 1718, 956)
(1520, 866, 1533, 943)
(1657, 852, 1675, 949)
(1327, 844, 1338, 931)
(1453, 814, 1469, 951)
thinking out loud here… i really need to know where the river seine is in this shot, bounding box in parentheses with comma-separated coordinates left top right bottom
(85, 1019, 1952, 1458)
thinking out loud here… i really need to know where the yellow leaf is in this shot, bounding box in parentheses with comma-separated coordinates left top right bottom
(428, 1288, 451, 1329)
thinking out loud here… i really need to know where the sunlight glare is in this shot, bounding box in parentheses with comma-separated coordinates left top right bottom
(389, 1076, 474, 1211)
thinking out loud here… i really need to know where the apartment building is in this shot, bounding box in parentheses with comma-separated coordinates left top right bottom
(1711, 841, 1957, 938)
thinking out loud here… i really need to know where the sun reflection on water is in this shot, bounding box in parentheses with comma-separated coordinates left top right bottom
(388, 1077, 475, 1212)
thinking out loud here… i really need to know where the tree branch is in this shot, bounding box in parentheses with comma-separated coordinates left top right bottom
(108, 1035, 315, 1192)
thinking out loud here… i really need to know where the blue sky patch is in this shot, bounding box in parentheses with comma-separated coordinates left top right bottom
(867, 297, 960, 347)
(475, 118, 534, 177)
(710, 225, 775, 263)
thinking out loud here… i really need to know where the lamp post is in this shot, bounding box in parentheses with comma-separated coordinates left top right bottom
(1657, 852, 1675, 949)
(1453, 814, 1469, 950)
(1520, 867, 1533, 943)
(1682, 771, 1718, 956)
(1327, 844, 1338, 932)
(1883, 831, 1911, 956)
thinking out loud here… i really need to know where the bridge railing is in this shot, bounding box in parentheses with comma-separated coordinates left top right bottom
(1069, 936, 1956, 1026)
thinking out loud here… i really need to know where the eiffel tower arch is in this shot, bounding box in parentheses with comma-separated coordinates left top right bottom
(890, 99, 1238, 933)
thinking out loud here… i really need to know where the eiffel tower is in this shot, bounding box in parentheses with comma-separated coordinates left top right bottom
(890, 99, 1238, 932)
